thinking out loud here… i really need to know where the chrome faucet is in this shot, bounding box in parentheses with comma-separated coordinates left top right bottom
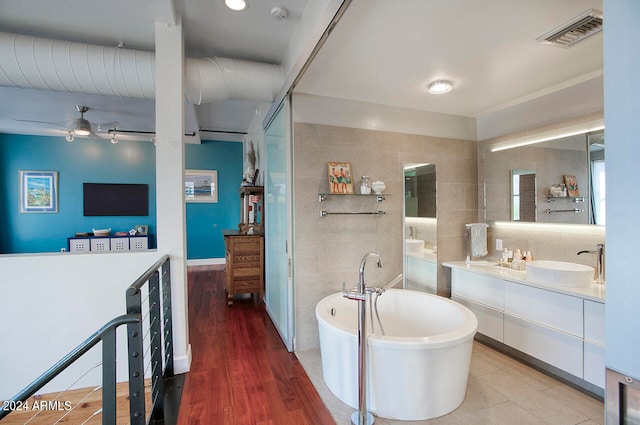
(408, 226, 415, 239)
(343, 252, 383, 425)
(358, 251, 383, 294)
(577, 243, 605, 284)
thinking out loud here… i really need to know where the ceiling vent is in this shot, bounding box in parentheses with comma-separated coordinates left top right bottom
(537, 9, 603, 48)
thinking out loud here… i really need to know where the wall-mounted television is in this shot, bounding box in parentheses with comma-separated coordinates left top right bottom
(83, 183, 149, 216)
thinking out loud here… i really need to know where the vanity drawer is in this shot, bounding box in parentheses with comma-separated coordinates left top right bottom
(584, 300, 605, 345)
(453, 296, 503, 342)
(407, 256, 437, 288)
(504, 313, 583, 379)
(504, 281, 583, 337)
(584, 341, 605, 388)
(451, 269, 504, 310)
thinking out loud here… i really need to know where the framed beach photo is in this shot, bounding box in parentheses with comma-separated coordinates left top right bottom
(19, 170, 58, 213)
(327, 162, 353, 194)
(185, 169, 218, 203)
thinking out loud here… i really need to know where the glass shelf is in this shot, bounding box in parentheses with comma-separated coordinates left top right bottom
(318, 193, 389, 202)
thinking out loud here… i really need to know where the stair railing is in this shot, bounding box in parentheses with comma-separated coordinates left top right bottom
(0, 254, 173, 425)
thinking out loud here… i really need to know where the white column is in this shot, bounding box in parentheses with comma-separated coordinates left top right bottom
(155, 18, 191, 373)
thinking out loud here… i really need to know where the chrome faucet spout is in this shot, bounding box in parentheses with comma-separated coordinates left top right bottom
(358, 252, 383, 292)
(577, 243, 605, 284)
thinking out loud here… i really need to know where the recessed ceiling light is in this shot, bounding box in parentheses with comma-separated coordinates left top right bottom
(225, 0, 247, 11)
(427, 80, 453, 94)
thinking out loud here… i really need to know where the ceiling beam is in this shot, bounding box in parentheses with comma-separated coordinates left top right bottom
(153, 0, 178, 27)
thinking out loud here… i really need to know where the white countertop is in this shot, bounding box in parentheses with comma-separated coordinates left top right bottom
(443, 261, 605, 303)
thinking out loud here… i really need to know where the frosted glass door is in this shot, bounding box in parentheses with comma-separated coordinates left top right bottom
(264, 99, 294, 351)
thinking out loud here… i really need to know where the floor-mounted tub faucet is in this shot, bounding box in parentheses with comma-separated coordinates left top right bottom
(577, 243, 605, 284)
(343, 251, 384, 425)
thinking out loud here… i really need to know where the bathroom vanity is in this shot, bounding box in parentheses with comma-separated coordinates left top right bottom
(405, 248, 437, 293)
(443, 261, 605, 395)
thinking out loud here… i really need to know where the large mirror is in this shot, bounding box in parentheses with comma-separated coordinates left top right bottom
(484, 130, 605, 225)
(404, 163, 437, 294)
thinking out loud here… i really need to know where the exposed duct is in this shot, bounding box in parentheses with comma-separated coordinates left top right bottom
(0, 31, 283, 104)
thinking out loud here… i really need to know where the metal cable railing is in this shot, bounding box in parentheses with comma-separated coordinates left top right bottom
(0, 255, 173, 425)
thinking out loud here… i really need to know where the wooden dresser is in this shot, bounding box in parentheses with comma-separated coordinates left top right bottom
(223, 230, 264, 307)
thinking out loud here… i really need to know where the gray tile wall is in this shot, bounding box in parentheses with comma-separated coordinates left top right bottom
(293, 122, 478, 351)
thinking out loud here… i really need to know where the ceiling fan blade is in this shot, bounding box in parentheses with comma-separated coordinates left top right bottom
(89, 132, 104, 142)
(94, 121, 120, 132)
(13, 118, 68, 129)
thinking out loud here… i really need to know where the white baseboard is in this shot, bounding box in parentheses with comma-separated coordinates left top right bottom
(173, 344, 192, 374)
(186, 258, 224, 266)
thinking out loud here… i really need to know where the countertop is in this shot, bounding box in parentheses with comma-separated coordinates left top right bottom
(443, 261, 605, 303)
(222, 229, 264, 237)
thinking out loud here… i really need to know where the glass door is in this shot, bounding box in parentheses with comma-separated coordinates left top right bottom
(264, 98, 294, 351)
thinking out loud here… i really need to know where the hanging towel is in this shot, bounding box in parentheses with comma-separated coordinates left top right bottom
(469, 223, 488, 257)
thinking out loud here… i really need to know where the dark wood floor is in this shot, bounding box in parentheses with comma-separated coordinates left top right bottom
(176, 265, 335, 425)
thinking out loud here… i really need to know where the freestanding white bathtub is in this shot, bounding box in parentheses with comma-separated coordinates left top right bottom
(316, 289, 478, 421)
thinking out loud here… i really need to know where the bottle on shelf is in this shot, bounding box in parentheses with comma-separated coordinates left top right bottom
(359, 176, 371, 194)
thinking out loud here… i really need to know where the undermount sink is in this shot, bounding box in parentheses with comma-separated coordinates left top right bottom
(526, 260, 595, 288)
(406, 239, 425, 257)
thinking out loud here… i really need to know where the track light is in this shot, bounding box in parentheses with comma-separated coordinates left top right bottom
(65, 132, 74, 142)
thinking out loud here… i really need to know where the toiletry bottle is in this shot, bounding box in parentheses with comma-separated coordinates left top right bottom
(514, 249, 521, 261)
(526, 251, 533, 261)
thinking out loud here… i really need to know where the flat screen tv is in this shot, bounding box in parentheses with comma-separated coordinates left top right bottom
(83, 183, 149, 216)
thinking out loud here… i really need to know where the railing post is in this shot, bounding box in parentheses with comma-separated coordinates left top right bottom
(149, 270, 165, 420)
(102, 327, 117, 425)
(162, 260, 174, 376)
(126, 286, 146, 425)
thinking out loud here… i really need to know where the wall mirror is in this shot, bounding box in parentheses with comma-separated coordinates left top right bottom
(484, 130, 605, 225)
(404, 163, 437, 294)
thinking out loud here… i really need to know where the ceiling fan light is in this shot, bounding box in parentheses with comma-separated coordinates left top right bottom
(73, 118, 91, 136)
(65, 132, 74, 142)
(111, 135, 118, 144)
(428, 80, 453, 94)
(225, 0, 246, 11)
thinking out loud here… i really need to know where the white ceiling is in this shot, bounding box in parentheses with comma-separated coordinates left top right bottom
(0, 0, 603, 142)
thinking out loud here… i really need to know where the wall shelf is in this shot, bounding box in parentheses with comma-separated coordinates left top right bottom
(318, 192, 388, 216)
(547, 196, 585, 203)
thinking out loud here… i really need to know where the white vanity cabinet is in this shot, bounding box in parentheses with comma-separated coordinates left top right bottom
(406, 255, 437, 293)
(448, 263, 605, 391)
(583, 300, 605, 388)
(451, 269, 504, 342)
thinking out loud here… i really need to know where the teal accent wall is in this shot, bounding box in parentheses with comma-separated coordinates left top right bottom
(185, 141, 243, 259)
(0, 134, 241, 259)
(0, 133, 157, 253)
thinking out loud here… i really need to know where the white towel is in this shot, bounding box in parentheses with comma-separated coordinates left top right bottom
(469, 223, 488, 257)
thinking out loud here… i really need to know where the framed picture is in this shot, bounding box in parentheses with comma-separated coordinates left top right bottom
(563, 175, 580, 197)
(134, 224, 148, 235)
(19, 170, 58, 213)
(327, 162, 353, 194)
(185, 169, 218, 203)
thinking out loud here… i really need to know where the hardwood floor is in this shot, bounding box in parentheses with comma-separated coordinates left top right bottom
(176, 265, 335, 425)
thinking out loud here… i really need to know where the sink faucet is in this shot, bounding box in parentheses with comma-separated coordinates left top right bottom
(408, 226, 415, 239)
(577, 243, 605, 284)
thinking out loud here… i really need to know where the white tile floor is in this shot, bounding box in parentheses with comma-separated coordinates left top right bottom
(297, 341, 604, 425)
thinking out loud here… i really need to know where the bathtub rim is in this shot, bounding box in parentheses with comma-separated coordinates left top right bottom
(316, 289, 478, 350)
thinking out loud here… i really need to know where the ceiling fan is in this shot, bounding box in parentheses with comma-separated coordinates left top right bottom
(14, 105, 118, 142)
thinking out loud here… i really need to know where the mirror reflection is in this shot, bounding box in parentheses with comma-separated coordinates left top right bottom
(484, 131, 605, 225)
(405, 163, 437, 218)
(404, 163, 437, 294)
(511, 169, 536, 222)
(588, 131, 606, 225)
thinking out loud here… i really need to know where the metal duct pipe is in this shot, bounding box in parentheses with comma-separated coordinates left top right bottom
(0, 31, 283, 104)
